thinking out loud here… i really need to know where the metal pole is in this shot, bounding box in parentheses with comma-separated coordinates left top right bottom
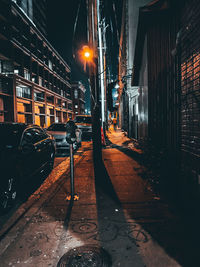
(97, 0, 105, 128)
(87, 0, 102, 163)
(70, 143, 74, 198)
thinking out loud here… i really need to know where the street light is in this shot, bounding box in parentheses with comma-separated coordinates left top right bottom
(79, 44, 102, 162)
(79, 45, 94, 64)
(79, 45, 95, 73)
(84, 51, 90, 58)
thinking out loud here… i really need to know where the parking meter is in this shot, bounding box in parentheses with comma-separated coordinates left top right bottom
(66, 120, 77, 144)
(65, 120, 78, 200)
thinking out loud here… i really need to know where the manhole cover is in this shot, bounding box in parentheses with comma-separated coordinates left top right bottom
(57, 245, 112, 267)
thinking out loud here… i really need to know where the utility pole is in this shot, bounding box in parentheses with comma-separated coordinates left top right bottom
(86, 0, 102, 163)
(97, 0, 105, 130)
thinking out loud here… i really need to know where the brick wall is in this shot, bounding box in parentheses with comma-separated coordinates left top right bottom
(146, 0, 200, 198)
(180, 0, 200, 193)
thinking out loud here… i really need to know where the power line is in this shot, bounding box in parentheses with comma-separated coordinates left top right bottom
(72, 0, 83, 58)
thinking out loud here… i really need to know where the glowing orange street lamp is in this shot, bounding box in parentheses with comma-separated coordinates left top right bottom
(84, 51, 90, 58)
(81, 45, 93, 61)
(79, 45, 94, 71)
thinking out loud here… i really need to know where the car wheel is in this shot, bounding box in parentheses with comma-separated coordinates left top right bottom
(0, 177, 17, 213)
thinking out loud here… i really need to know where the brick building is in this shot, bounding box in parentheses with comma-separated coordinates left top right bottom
(0, 0, 73, 127)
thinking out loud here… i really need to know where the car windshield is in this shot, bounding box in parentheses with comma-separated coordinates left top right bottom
(75, 116, 92, 124)
(47, 124, 66, 132)
(0, 124, 24, 148)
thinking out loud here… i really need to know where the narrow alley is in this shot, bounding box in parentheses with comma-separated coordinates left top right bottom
(0, 130, 199, 267)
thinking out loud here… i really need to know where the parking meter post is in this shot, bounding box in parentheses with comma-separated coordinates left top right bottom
(70, 143, 74, 198)
(65, 120, 79, 201)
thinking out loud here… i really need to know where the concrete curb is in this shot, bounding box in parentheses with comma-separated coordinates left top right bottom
(0, 147, 88, 250)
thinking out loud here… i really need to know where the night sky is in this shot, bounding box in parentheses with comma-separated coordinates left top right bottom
(46, 0, 123, 111)
(46, 0, 89, 110)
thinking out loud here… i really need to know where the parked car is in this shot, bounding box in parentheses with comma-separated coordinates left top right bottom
(0, 122, 56, 213)
(46, 122, 82, 155)
(74, 115, 92, 140)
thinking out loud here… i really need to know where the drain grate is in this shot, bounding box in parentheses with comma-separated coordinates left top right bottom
(57, 245, 112, 267)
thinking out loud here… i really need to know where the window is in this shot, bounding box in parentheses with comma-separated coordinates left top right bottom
(75, 105, 78, 108)
(44, 80, 48, 88)
(0, 60, 13, 74)
(46, 95, 54, 104)
(34, 91, 44, 102)
(16, 85, 31, 99)
(14, 69, 19, 74)
(62, 102, 67, 108)
(56, 98, 61, 106)
(15, 0, 33, 20)
(24, 68, 30, 80)
(0, 77, 12, 94)
(74, 89, 78, 99)
(38, 76, 43, 86)
(48, 60, 53, 70)
(68, 103, 72, 110)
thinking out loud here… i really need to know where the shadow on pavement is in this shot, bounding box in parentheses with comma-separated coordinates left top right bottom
(106, 140, 200, 267)
(93, 156, 146, 266)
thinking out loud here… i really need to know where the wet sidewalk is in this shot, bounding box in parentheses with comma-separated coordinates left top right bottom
(0, 130, 199, 266)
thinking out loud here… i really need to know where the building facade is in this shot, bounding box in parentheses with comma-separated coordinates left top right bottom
(0, 0, 72, 127)
(129, 0, 200, 199)
(118, 0, 150, 138)
(71, 81, 86, 117)
(13, 0, 47, 36)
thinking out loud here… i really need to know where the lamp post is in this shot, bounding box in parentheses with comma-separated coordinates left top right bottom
(79, 43, 102, 164)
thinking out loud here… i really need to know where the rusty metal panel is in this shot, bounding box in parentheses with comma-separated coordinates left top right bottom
(147, 10, 180, 153)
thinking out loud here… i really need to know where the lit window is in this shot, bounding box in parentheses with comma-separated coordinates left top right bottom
(24, 69, 30, 80)
(38, 76, 42, 86)
(14, 69, 19, 74)
(48, 60, 53, 70)
(16, 85, 31, 99)
(75, 105, 78, 108)
(74, 89, 78, 99)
